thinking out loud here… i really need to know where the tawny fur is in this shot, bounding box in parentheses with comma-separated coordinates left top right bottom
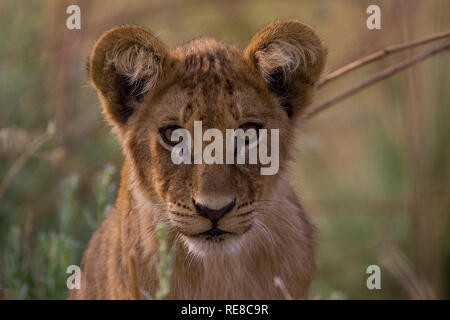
(70, 20, 326, 300)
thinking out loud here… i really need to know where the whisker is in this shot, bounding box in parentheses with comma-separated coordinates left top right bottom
(253, 218, 275, 246)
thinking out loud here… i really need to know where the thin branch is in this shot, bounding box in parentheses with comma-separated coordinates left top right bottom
(274, 276, 293, 300)
(318, 30, 450, 87)
(381, 245, 435, 300)
(0, 134, 49, 201)
(304, 40, 450, 120)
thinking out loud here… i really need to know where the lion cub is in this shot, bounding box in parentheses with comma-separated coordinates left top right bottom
(70, 20, 326, 299)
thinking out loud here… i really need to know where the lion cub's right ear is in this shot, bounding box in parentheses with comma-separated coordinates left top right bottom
(89, 25, 169, 129)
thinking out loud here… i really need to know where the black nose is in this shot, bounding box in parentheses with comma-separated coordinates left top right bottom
(192, 198, 236, 221)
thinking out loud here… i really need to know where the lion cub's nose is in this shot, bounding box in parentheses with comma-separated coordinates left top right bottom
(192, 198, 236, 221)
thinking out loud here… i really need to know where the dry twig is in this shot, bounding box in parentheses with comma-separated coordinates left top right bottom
(318, 30, 450, 87)
(0, 123, 55, 201)
(305, 40, 450, 120)
(381, 245, 435, 299)
(273, 276, 294, 300)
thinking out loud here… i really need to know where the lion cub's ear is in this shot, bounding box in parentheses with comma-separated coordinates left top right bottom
(245, 20, 326, 118)
(89, 25, 169, 128)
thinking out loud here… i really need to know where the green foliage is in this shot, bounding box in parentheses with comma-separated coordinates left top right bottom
(34, 232, 79, 299)
(0, 166, 116, 299)
(84, 164, 117, 230)
(155, 223, 176, 300)
(1, 226, 29, 299)
(0, 162, 175, 300)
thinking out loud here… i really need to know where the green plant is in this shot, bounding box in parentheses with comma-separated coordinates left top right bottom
(0, 166, 116, 299)
(155, 223, 176, 300)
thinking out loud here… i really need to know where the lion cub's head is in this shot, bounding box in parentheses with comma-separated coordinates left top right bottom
(89, 20, 325, 256)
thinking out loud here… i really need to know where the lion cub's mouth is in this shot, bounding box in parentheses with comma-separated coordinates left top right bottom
(189, 227, 238, 242)
(191, 224, 252, 240)
(198, 228, 232, 237)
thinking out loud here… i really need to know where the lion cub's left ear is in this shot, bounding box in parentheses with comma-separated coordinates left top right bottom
(245, 20, 326, 118)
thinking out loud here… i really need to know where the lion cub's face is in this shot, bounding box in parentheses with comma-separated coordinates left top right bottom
(89, 21, 325, 255)
(144, 45, 286, 254)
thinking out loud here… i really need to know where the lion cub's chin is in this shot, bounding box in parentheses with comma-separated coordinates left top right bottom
(181, 233, 246, 257)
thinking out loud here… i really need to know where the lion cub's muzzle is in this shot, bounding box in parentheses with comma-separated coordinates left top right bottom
(192, 198, 236, 235)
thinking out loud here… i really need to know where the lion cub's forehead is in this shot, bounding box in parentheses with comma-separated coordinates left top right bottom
(173, 37, 242, 61)
(152, 38, 264, 125)
(172, 38, 249, 80)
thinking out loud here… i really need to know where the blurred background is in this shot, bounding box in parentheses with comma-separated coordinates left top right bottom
(0, 0, 449, 299)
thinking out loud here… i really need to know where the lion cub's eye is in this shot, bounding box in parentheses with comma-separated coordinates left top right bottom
(159, 125, 183, 147)
(238, 122, 263, 145)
